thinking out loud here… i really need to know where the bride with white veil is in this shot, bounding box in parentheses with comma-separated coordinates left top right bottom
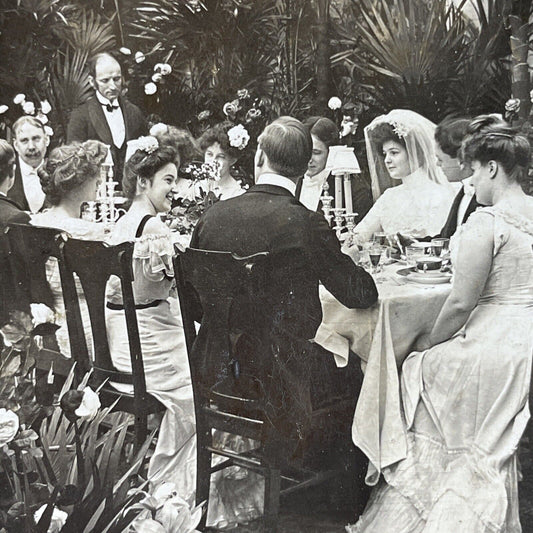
(353, 109, 455, 241)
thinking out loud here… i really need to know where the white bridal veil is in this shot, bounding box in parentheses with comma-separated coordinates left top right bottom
(364, 109, 449, 200)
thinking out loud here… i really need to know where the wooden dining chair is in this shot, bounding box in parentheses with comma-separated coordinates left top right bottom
(60, 237, 164, 451)
(174, 247, 342, 532)
(4, 223, 78, 377)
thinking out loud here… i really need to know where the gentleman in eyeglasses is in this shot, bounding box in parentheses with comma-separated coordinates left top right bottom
(67, 52, 146, 182)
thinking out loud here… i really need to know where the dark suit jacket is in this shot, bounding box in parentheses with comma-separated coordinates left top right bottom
(295, 173, 373, 224)
(67, 96, 147, 182)
(8, 162, 30, 212)
(190, 183, 377, 441)
(439, 187, 480, 239)
(0, 196, 30, 325)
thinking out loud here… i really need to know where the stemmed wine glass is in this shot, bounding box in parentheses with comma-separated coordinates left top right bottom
(369, 246, 382, 276)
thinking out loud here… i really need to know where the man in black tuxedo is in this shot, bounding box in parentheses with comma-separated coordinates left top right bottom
(0, 140, 30, 328)
(67, 52, 146, 183)
(434, 117, 481, 238)
(9, 116, 49, 213)
(191, 117, 377, 489)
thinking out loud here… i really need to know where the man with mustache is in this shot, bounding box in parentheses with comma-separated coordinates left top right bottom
(9, 116, 49, 213)
(67, 52, 146, 182)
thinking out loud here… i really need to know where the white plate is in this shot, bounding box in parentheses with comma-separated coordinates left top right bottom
(406, 272, 451, 284)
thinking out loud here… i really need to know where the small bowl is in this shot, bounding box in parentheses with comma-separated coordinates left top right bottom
(416, 257, 442, 272)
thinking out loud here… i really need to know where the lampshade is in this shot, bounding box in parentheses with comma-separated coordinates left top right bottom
(326, 145, 361, 175)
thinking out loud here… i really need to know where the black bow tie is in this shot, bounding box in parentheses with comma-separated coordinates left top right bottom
(103, 103, 119, 112)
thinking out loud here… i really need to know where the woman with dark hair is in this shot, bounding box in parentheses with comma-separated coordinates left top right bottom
(198, 121, 248, 200)
(353, 110, 454, 241)
(31, 140, 108, 356)
(297, 116, 372, 222)
(348, 124, 533, 531)
(106, 136, 196, 496)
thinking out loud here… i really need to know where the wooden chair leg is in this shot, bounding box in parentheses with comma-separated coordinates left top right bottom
(196, 426, 212, 530)
(134, 413, 147, 453)
(263, 467, 281, 533)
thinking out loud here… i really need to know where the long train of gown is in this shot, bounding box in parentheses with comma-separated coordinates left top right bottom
(348, 207, 533, 532)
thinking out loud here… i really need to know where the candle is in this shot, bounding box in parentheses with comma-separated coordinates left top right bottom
(343, 174, 353, 214)
(335, 175, 343, 209)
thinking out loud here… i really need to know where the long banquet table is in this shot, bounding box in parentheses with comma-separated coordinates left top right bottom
(314, 263, 452, 484)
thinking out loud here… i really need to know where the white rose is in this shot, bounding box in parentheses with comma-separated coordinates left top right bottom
(149, 123, 168, 136)
(152, 72, 163, 83)
(0, 409, 19, 446)
(119, 47, 132, 55)
(328, 96, 342, 110)
(135, 51, 146, 63)
(33, 505, 68, 533)
(227, 124, 250, 150)
(22, 101, 35, 115)
(144, 82, 157, 95)
(74, 387, 101, 421)
(13, 93, 25, 105)
(30, 303, 55, 327)
(40, 100, 51, 114)
(36, 113, 48, 125)
(160, 63, 172, 76)
(0, 105, 8, 114)
(44, 126, 54, 136)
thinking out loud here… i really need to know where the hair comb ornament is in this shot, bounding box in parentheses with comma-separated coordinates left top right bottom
(125, 136, 159, 162)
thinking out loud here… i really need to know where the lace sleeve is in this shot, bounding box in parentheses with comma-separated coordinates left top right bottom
(134, 233, 175, 280)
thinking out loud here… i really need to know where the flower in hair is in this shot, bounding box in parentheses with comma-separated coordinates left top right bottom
(227, 124, 249, 150)
(137, 136, 159, 154)
(328, 96, 342, 110)
(391, 121, 409, 139)
(149, 123, 169, 136)
(505, 98, 520, 113)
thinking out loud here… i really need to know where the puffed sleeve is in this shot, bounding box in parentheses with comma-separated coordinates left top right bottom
(133, 232, 175, 281)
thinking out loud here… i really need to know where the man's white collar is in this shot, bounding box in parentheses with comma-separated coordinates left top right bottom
(95, 90, 118, 107)
(256, 173, 297, 195)
(18, 156, 42, 175)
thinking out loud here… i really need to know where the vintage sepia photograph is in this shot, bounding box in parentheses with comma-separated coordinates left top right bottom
(0, 0, 532, 531)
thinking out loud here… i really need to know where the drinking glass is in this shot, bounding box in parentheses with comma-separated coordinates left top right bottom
(369, 247, 382, 275)
(431, 238, 444, 257)
(405, 246, 418, 268)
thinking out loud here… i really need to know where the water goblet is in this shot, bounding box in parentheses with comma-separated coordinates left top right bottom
(405, 245, 418, 268)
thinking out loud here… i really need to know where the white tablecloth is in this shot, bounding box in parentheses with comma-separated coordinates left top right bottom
(314, 264, 451, 484)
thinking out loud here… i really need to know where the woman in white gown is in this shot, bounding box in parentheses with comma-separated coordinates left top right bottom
(347, 123, 533, 532)
(105, 136, 196, 499)
(354, 109, 455, 241)
(30, 141, 108, 357)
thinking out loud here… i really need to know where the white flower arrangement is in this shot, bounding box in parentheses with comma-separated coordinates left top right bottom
(119, 47, 132, 55)
(391, 121, 409, 139)
(227, 124, 250, 150)
(505, 98, 520, 113)
(135, 51, 146, 64)
(44, 125, 54, 137)
(152, 72, 163, 83)
(40, 100, 51, 114)
(0, 105, 8, 114)
(328, 96, 342, 110)
(154, 63, 172, 76)
(150, 123, 169, 136)
(22, 101, 35, 115)
(13, 93, 25, 105)
(145, 82, 157, 95)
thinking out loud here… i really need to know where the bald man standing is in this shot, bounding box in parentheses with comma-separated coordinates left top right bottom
(67, 52, 146, 182)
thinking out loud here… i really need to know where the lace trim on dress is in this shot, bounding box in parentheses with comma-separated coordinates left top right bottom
(133, 233, 175, 276)
(480, 206, 533, 237)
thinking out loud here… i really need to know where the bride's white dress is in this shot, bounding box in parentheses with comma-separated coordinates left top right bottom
(354, 170, 455, 241)
(348, 206, 533, 532)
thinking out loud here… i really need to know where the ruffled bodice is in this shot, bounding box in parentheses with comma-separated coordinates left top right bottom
(354, 172, 455, 240)
(106, 215, 175, 305)
(451, 206, 533, 307)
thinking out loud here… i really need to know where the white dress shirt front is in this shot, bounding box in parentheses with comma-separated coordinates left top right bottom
(256, 173, 297, 196)
(96, 91, 125, 149)
(19, 157, 45, 213)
